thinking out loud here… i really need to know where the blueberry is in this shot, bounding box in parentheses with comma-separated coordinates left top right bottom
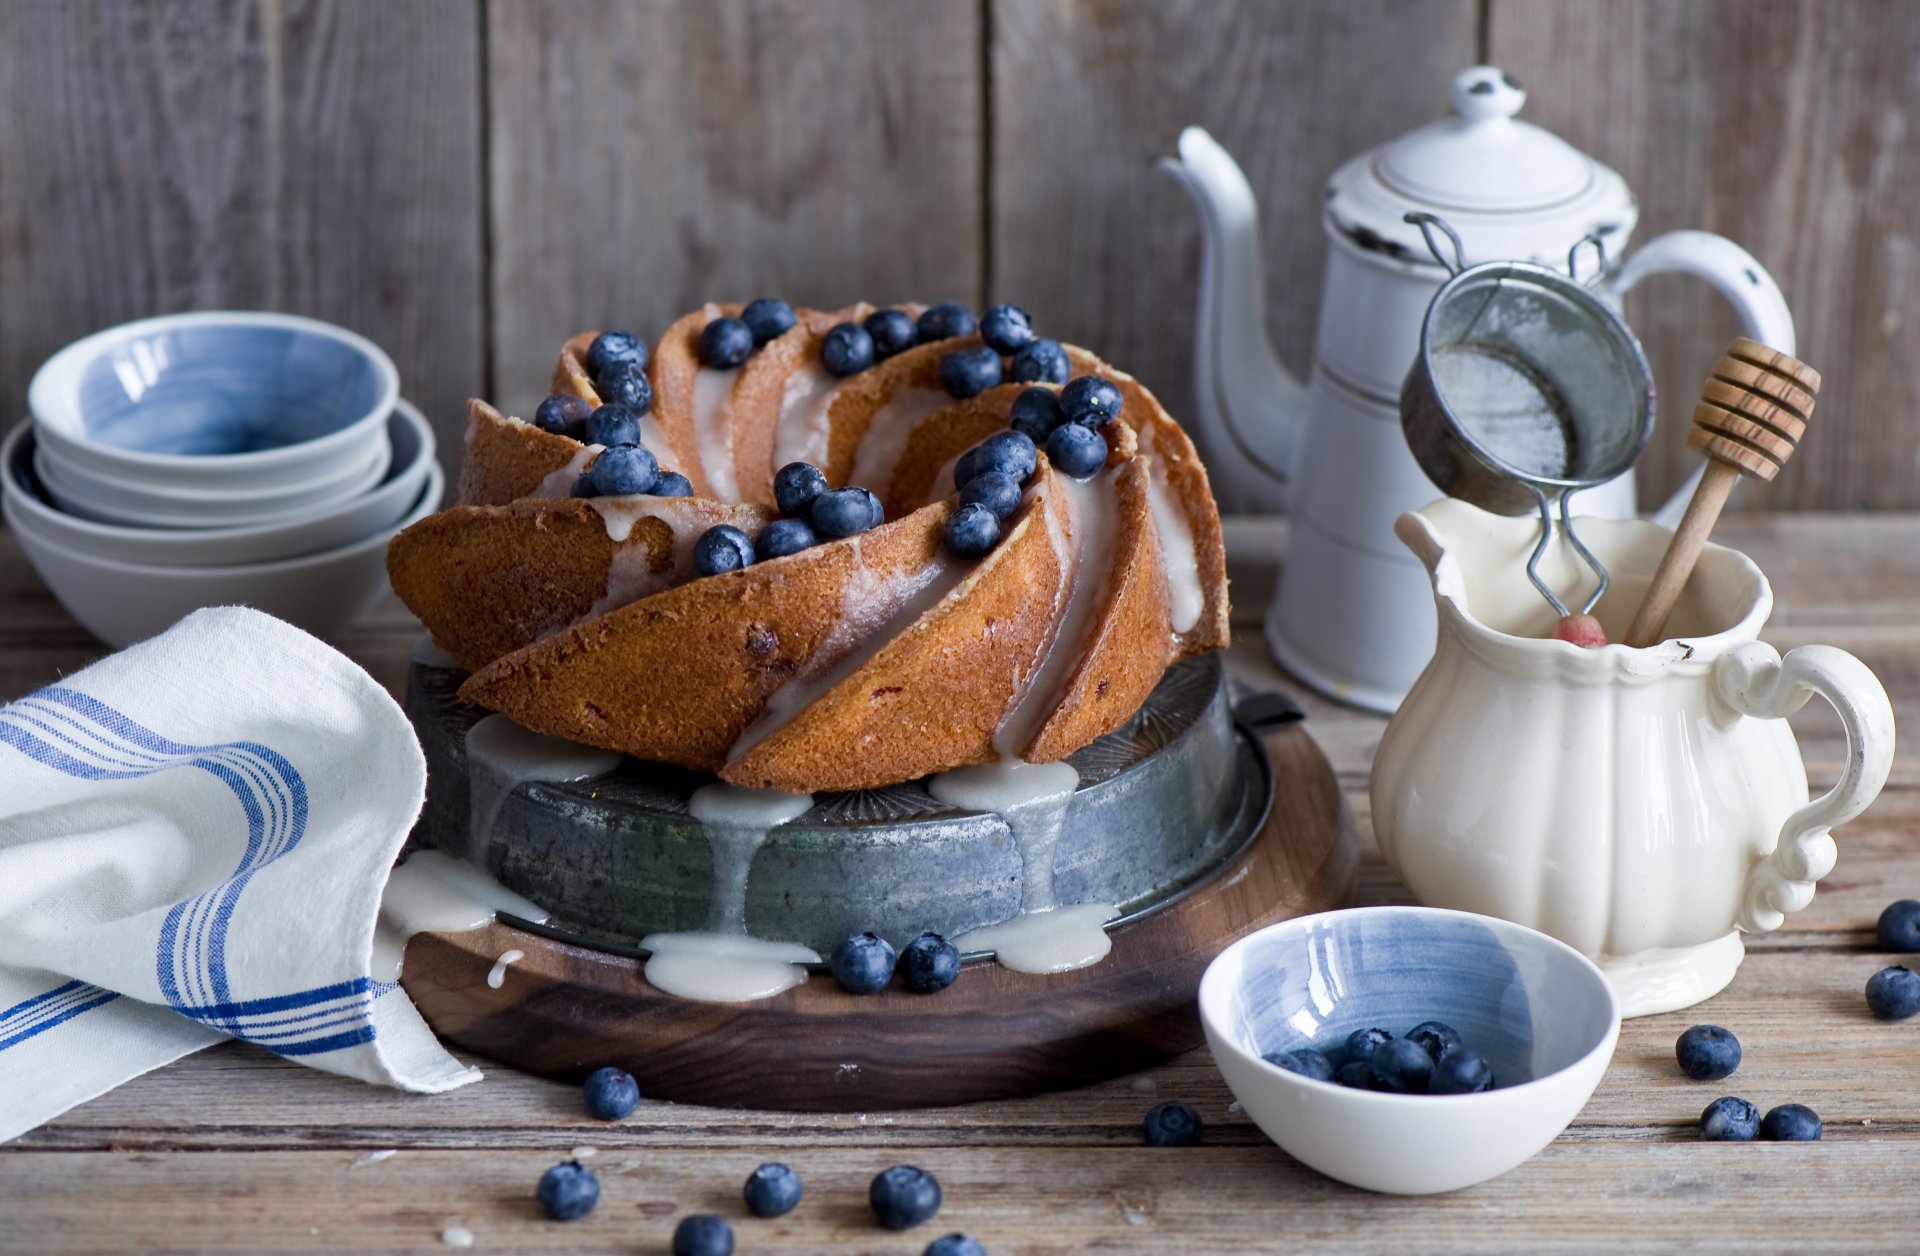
(586, 330, 647, 378)
(1675, 1025, 1741, 1080)
(585, 403, 641, 448)
(698, 316, 754, 369)
(1141, 1099, 1204, 1147)
(811, 486, 883, 539)
(1405, 1021, 1463, 1063)
(650, 471, 693, 497)
(1700, 1095, 1761, 1141)
(939, 347, 1004, 399)
(871, 1164, 942, 1230)
(959, 471, 1021, 522)
(590, 444, 660, 496)
(695, 525, 756, 576)
(534, 393, 592, 437)
(1007, 388, 1065, 445)
(672, 1214, 734, 1256)
(755, 518, 817, 561)
(741, 298, 796, 346)
(979, 304, 1034, 356)
(865, 308, 918, 359)
(916, 302, 977, 344)
(1428, 1049, 1494, 1094)
(1371, 1037, 1435, 1093)
(1045, 422, 1107, 479)
(1344, 1027, 1393, 1065)
(581, 1066, 639, 1120)
(899, 931, 961, 993)
(570, 474, 597, 499)
(1867, 965, 1920, 1020)
(774, 461, 829, 516)
(924, 1236, 987, 1256)
(1878, 899, 1920, 952)
(942, 502, 1001, 560)
(955, 430, 1038, 487)
(1760, 1102, 1822, 1141)
(595, 358, 654, 413)
(821, 322, 877, 376)
(743, 1162, 803, 1218)
(1010, 338, 1069, 384)
(1264, 1047, 1335, 1082)
(830, 931, 896, 994)
(536, 1160, 599, 1221)
(1336, 1061, 1377, 1090)
(1060, 375, 1123, 427)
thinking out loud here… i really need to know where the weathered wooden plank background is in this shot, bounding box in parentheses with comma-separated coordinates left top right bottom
(1, 0, 1915, 510)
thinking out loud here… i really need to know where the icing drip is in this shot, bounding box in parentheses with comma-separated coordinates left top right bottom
(373, 850, 551, 982)
(640, 783, 818, 1002)
(953, 903, 1118, 974)
(533, 444, 603, 498)
(847, 385, 952, 499)
(772, 360, 841, 473)
(1144, 457, 1204, 634)
(464, 714, 623, 855)
(692, 367, 740, 502)
(486, 948, 525, 989)
(583, 498, 713, 616)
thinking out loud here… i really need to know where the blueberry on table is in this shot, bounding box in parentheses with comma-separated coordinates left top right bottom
(1675, 1025, 1741, 1080)
(870, 1164, 943, 1230)
(743, 1162, 804, 1218)
(899, 931, 961, 993)
(1010, 338, 1069, 385)
(536, 1160, 600, 1221)
(1428, 1049, 1494, 1094)
(590, 444, 660, 497)
(1344, 1026, 1393, 1065)
(865, 308, 918, 359)
(811, 486, 883, 539)
(742, 297, 797, 346)
(830, 931, 897, 993)
(940, 346, 1005, 399)
(585, 402, 642, 449)
(958, 470, 1021, 521)
(595, 358, 654, 413)
(1264, 1047, 1336, 1081)
(650, 471, 693, 497)
(942, 503, 1001, 560)
(581, 1066, 639, 1120)
(698, 316, 755, 369)
(1878, 900, 1920, 952)
(1866, 965, 1920, 1020)
(924, 1236, 988, 1256)
(1141, 1099, 1204, 1147)
(774, 461, 829, 516)
(916, 301, 977, 344)
(1371, 1037, 1435, 1093)
(1060, 374, 1123, 427)
(695, 525, 756, 576)
(586, 329, 647, 377)
(1699, 1095, 1760, 1141)
(1336, 1061, 1377, 1090)
(1045, 422, 1107, 479)
(955, 430, 1038, 487)
(1405, 1020, 1463, 1063)
(980, 303, 1034, 355)
(1008, 387, 1066, 445)
(756, 517, 818, 561)
(1760, 1103, 1822, 1141)
(821, 322, 877, 377)
(672, 1214, 735, 1256)
(534, 393, 591, 437)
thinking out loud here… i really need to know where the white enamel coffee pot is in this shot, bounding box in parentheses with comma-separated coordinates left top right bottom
(1161, 65, 1797, 712)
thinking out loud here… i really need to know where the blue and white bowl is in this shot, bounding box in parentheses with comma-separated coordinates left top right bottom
(27, 310, 398, 494)
(1199, 906, 1620, 1194)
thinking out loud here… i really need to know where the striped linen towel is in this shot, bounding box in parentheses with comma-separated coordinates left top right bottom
(0, 606, 477, 1144)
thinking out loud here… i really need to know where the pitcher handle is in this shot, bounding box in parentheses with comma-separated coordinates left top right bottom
(1712, 642, 1896, 934)
(1603, 232, 1797, 529)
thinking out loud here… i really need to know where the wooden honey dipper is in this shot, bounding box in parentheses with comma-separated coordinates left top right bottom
(1622, 337, 1821, 648)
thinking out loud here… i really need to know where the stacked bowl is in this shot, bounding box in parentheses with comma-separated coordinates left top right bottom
(4, 311, 443, 647)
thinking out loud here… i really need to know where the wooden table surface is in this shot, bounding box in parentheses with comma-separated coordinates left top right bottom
(2, 515, 1918, 1254)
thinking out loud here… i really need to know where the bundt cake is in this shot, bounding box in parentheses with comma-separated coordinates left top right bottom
(388, 300, 1229, 793)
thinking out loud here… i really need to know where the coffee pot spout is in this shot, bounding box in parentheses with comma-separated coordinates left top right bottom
(1158, 126, 1306, 513)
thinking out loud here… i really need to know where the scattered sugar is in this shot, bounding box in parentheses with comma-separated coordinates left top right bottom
(441, 1223, 475, 1248)
(351, 1148, 397, 1168)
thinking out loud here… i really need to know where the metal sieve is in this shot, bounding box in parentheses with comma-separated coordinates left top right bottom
(1399, 212, 1656, 617)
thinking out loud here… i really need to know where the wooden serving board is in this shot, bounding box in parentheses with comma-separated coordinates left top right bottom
(398, 723, 1354, 1111)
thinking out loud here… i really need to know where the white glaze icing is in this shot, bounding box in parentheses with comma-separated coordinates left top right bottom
(533, 444, 603, 498)
(582, 497, 713, 617)
(1143, 456, 1204, 634)
(373, 850, 551, 982)
(486, 948, 525, 989)
(691, 367, 740, 503)
(772, 360, 841, 473)
(465, 714, 624, 853)
(410, 633, 461, 670)
(953, 902, 1118, 974)
(846, 385, 952, 498)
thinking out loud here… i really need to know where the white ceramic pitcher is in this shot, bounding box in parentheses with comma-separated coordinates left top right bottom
(1370, 500, 1895, 1017)
(1161, 66, 1797, 712)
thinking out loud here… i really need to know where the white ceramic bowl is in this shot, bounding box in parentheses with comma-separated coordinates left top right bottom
(4, 460, 442, 647)
(1199, 906, 1621, 1195)
(28, 310, 398, 493)
(1, 402, 436, 566)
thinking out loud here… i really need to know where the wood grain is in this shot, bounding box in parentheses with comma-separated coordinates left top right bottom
(988, 0, 1479, 461)
(1487, 0, 1920, 511)
(0, 0, 486, 480)
(484, 0, 985, 423)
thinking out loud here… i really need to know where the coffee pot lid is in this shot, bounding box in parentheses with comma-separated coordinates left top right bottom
(1326, 66, 1637, 271)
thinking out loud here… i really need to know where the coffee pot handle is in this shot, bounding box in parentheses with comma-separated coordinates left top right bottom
(1712, 642, 1896, 934)
(1602, 233, 1797, 528)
